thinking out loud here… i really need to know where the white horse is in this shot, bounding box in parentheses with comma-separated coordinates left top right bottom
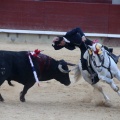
(73, 43, 120, 103)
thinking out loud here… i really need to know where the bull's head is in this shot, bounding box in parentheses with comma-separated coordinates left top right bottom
(55, 60, 75, 86)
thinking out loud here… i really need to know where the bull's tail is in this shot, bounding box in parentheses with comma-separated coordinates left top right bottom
(73, 64, 82, 83)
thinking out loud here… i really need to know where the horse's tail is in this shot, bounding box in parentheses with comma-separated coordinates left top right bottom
(72, 64, 82, 83)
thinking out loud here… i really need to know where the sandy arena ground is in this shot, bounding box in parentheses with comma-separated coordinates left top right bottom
(0, 41, 120, 120)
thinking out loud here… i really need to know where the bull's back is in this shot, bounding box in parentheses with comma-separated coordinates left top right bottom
(0, 50, 33, 84)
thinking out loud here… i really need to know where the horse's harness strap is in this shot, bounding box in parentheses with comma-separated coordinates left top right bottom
(88, 49, 113, 79)
(102, 56, 113, 78)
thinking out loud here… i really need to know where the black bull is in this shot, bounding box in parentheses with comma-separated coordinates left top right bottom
(0, 51, 73, 102)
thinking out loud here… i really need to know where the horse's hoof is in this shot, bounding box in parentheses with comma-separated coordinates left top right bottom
(116, 86, 119, 92)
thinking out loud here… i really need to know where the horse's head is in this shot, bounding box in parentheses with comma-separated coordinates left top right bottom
(88, 43, 105, 72)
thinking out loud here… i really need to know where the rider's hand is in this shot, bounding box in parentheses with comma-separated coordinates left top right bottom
(52, 37, 59, 43)
(82, 36, 86, 42)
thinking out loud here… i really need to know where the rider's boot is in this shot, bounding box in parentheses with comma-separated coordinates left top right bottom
(87, 67, 99, 84)
(82, 59, 99, 84)
(82, 70, 96, 84)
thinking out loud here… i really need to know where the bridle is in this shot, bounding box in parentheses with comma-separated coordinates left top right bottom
(92, 54, 104, 68)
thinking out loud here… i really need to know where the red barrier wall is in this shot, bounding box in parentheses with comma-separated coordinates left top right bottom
(108, 5, 120, 34)
(0, 1, 120, 34)
(23, 0, 112, 4)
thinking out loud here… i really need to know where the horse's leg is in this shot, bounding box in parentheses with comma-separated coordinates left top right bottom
(82, 70, 110, 102)
(110, 80, 120, 96)
(114, 70, 120, 81)
(114, 71, 120, 96)
(92, 83, 110, 102)
(82, 70, 92, 84)
(100, 76, 120, 95)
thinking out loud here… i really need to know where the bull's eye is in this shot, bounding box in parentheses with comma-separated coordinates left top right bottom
(0, 67, 5, 75)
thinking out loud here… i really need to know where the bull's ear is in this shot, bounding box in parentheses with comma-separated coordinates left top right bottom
(59, 59, 66, 64)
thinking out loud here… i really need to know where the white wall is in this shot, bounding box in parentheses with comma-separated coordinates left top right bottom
(112, 0, 120, 4)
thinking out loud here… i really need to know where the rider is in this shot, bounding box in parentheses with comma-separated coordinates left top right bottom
(52, 27, 118, 84)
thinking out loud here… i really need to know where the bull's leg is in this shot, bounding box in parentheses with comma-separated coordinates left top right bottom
(20, 82, 35, 102)
(0, 80, 5, 102)
(0, 94, 4, 101)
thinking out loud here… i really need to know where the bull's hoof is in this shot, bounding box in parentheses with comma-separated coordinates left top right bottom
(0, 94, 4, 102)
(20, 97, 26, 102)
(20, 91, 26, 102)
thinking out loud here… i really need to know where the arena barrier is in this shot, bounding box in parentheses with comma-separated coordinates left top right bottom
(0, 29, 120, 46)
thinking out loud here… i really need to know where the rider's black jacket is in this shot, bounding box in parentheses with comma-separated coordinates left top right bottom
(53, 27, 92, 51)
(52, 27, 93, 70)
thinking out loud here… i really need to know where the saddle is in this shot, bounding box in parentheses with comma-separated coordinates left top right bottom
(107, 52, 120, 64)
(107, 48, 120, 64)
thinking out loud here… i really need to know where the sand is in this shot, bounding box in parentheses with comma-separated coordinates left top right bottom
(0, 41, 120, 120)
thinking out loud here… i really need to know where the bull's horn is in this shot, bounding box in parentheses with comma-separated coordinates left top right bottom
(66, 62, 76, 66)
(58, 64, 71, 73)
